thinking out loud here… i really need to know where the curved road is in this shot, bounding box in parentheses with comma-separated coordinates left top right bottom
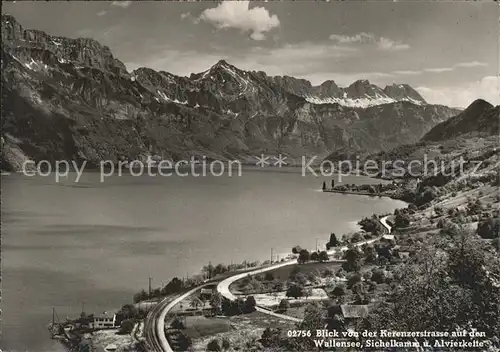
(147, 217, 392, 351)
(145, 284, 211, 352)
(216, 216, 392, 321)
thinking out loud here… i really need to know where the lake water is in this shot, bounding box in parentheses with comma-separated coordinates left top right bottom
(0, 168, 407, 351)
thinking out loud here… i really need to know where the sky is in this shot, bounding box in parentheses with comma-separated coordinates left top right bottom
(3, 1, 499, 108)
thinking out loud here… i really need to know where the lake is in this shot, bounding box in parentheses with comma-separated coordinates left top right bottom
(0, 168, 407, 351)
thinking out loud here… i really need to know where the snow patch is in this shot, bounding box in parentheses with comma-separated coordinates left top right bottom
(306, 94, 424, 108)
(156, 90, 188, 105)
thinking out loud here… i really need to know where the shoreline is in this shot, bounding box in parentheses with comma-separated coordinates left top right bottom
(47, 181, 407, 352)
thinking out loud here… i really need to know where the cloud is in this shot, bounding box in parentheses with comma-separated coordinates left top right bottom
(181, 12, 200, 24)
(111, 1, 132, 9)
(393, 70, 422, 76)
(329, 32, 410, 51)
(97, 10, 107, 17)
(328, 32, 374, 44)
(455, 61, 488, 68)
(377, 37, 410, 51)
(199, 1, 280, 41)
(424, 67, 454, 73)
(417, 76, 499, 108)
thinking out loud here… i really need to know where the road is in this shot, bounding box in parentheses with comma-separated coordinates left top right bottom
(145, 284, 211, 352)
(146, 216, 392, 351)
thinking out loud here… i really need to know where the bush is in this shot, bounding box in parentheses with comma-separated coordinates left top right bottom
(286, 283, 304, 299)
(318, 251, 329, 262)
(264, 272, 274, 281)
(171, 317, 185, 330)
(298, 249, 310, 264)
(371, 268, 386, 284)
(331, 285, 346, 297)
(118, 319, 134, 334)
(244, 296, 257, 313)
(292, 245, 302, 254)
(395, 212, 411, 228)
(279, 299, 290, 311)
(222, 337, 231, 351)
(207, 339, 221, 351)
(352, 282, 366, 295)
(322, 268, 334, 277)
(347, 273, 362, 289)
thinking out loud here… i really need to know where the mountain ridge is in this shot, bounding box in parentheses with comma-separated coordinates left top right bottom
(1, 15, 460, 171)
(422, 99, 499, 142)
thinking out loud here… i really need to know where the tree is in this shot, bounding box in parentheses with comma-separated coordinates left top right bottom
(210, 292, 223, 314)
(203, 263, 215, 279)
(477, 218, 500, 239)
(261, 327, 282, 348)
(343, 248, 363, 272)
(301, 302, 324, 332)
(310, 251, 319, 262)
(190, 296, 202, 311)
(331, 285, 346, 297)
(162, 277, 183, 295)
(347, 273, 362, 289)
(279, 299, 290, 312)
(292, 245, 302, 254)
(286, 283, 304, 299)
(327, 233, 338, 249)
(303, 288, 313, 300)
(298, 249, 310, 264)
(214, 263, 228, 276)
(244, 296, 257, 313)
(395, 212, 411, 228)
(318, 251, 329, 262)
(207, 339, 221, 352)
(133, 289, 149, 303)
(119, 319, 134, 334)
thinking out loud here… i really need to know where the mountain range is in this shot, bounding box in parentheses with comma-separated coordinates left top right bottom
(1, 15, 462, 170)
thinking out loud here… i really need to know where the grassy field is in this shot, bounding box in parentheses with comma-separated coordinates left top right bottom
(266, 262, 342, 281)
(183, 316, 232, 339)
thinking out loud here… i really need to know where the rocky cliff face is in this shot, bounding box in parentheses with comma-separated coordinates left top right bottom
(1, 15, 460, 170)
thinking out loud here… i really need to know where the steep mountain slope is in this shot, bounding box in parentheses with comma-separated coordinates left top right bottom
(361, 99, 499, 180)
(422, 99, 499, 141)
(1, 15, 459, 170)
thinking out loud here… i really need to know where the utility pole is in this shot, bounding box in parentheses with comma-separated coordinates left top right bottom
(270, 248, 274, 263)
(148, 277, 152, 297)
(81, 302, 85, 315)
(316, 238, 319, 252)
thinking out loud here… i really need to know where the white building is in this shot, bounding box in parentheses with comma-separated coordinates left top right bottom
(91, 312, 116, 329)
